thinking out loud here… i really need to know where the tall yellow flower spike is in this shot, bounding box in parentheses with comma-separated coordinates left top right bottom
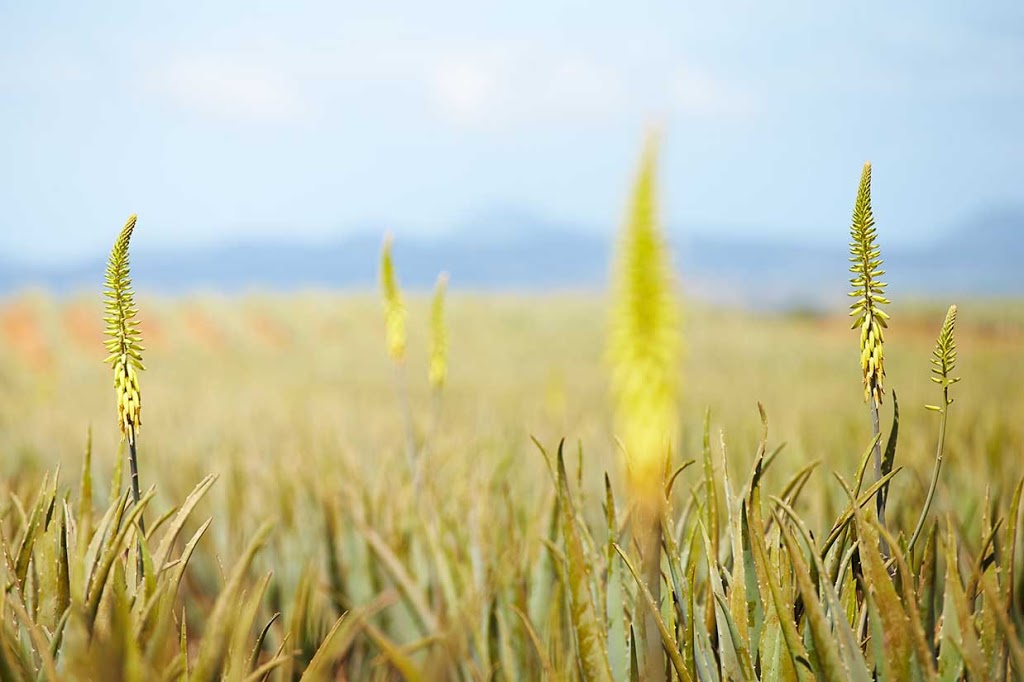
(928, 304, 960, 401)
(848, 162, 890, 405)
(104, 215, 144, 445)
(608, 132, 681, 503)
(429, 272, 449, 391)
(379, 233, 407, 363)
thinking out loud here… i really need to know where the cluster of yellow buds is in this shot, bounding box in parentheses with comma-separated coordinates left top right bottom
(856, 312, 887, 404)
(925, 304, 960, 412)
(113, 353, 142, 443)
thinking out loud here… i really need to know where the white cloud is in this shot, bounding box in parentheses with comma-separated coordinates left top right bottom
(153, 54, 308, 124)
(430, 61, 498, 125)
(426, 49, 627, 129)
(425, 48, 755, 130)
(668, 66, 755, 119)
(145, 45, 754, 132)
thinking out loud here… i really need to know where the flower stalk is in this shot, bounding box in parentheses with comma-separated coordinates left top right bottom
(608, 131, 679, 678)
(909, 304, 959, 553)
(848, 162, 892, 536)
(379, 234, 417, 474)
(416, 271, 449, 496)
(104, 214, 147, 577)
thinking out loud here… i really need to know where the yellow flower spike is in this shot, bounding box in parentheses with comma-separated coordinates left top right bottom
(429, 272, 449, 391)
(848, 162, 888, 405)
(909, 303, 960, 552)
(608, 131, 680, 507)
(379, 233, 407, 363)
(930, 305, 960, 398)
(104, 214, 149, 576)
(104, 215, 144, 445)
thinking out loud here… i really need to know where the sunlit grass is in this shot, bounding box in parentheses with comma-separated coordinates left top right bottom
(0, 288, 1022, 679)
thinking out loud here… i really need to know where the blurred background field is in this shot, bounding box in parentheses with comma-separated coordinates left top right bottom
(2, 291, 1021, 538)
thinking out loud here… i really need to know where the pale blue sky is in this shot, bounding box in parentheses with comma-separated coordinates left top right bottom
(1, 1, 1022, 264)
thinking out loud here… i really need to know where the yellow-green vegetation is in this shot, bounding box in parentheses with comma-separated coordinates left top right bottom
(0, 158, 1023, 680)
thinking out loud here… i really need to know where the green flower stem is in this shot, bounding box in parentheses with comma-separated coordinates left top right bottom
(909, 395, 948, 554)
(129, 439, 146, 578)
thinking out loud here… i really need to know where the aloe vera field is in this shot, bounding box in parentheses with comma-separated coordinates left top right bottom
(0, 140, 1023, 682)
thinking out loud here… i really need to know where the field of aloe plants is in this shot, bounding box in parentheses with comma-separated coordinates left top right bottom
(1, 139, 1023, 680)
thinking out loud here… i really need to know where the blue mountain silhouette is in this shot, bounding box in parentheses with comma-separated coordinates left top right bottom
(1, 206, 1020, 306)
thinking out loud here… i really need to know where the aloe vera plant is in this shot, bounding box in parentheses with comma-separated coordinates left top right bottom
(848, 164, 891, 508)
(909, 304, 959, 553)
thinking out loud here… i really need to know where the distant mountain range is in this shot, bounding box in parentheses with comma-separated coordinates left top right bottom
(1, 206, 1021, 307)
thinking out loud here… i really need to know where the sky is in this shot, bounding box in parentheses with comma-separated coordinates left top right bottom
(1, 1, 1022, 264)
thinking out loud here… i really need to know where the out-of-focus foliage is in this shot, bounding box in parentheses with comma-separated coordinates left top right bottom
(1, 291, 1021, 680)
